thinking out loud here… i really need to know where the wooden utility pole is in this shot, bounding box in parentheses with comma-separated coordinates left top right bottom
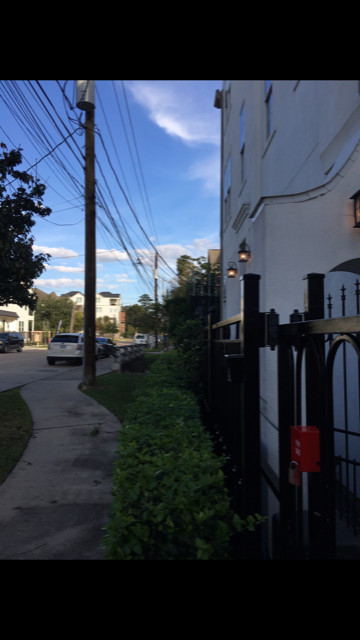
(76, 82, 96, 388)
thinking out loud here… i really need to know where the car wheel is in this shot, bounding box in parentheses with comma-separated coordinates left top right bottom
(17, 346, 22, 352)
(47, 358, 55, 365)
(4, 345, 8, 353)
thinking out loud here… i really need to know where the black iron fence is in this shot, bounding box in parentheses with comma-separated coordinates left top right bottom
(207, 273, 360, 559)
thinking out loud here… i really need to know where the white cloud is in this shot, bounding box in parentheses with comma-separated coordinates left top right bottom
(48, 265, 84, 273)
(137, 240, 220, 271)
(33, 245, 79, 259)
(96, 248, 128, 263)
(116, 274, 136, 283)
(185, 234, 220, 256)
(126, 81, 221, 147)
(34, 277, 84, 291)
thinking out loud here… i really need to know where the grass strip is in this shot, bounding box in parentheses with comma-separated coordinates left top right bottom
(82, 371, 144, 423)
(0, 388, 33, 485)
(82, 352, 169, 422)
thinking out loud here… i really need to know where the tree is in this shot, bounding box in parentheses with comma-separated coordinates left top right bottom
(124, 294, 157, 336)
(0, 144, 51, 310)
(163, 254, 220, 337)
(96, 316, 119, 336)
(176, 255, 208, 295)
(35, 297, 73, 334)
(73, 309, 84, 332)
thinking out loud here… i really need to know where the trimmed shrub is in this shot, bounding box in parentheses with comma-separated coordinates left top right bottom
(172, 318, 207, 396)
(103, 353, 235, 560)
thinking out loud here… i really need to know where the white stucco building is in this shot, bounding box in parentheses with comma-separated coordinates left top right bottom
(215, 81, 360, 547)
(216, 80, 360, 320)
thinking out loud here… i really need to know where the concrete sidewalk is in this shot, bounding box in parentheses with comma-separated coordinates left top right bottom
(0, 360, 121, 560)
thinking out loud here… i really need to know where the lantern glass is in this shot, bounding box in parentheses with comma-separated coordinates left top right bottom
(238, 250, 248, 262)
(238, 241, 250, 262)
(227, 263, 237, 278)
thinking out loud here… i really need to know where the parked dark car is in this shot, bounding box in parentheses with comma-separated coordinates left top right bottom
(0, 331, 24, 353)
(96, 337, 117, 358)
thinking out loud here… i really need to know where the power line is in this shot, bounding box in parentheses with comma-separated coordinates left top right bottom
(1, 80, 182, 295)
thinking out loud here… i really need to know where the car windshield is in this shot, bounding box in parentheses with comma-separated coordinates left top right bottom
(136, 335, 145, 339)
(51, 335, 79, 343)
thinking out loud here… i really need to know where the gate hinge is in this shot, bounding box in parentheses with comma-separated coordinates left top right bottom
(260, 309, 279, 350)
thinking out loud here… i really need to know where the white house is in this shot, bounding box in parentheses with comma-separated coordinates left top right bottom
(0, 302, 35, 336)
(215, 80, 360, 554)
(61, 290, 121, 327)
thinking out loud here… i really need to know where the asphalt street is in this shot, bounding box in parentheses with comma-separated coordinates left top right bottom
(0, 347, 78, 392)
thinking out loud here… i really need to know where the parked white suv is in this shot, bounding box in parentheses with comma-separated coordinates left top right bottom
(47, 333, 100, 365)
(134, 333, 148, 346)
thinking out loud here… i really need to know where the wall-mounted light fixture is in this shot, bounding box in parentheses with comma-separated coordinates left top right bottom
(350, 190, 360, 227)
(238, 239, 251, 263)
(227, 262, 238, 278)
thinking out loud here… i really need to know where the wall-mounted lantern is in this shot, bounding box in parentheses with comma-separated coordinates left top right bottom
(238, 239, 251, 262)
(350, 190, 360, 227)
(227, 262, 238, 278)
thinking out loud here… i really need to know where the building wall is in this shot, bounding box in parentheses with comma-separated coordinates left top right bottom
(219, 80, 360, 322)
(95, 293, 121, 324)
(217, 80, 360, 533)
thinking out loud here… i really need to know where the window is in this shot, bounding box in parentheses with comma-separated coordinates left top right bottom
(240, 103, 245, 183)
(19, 321, 24, 331)
(76, 297, 82, 303)
(51, 334, 79, 343)
(265, 80, 273, 138)
(110, 299, 117, 306)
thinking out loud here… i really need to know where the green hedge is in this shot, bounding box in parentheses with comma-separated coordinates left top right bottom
(103, 353, 235, 560)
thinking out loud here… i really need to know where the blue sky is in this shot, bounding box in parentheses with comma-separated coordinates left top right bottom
(0, 80, 222, 306)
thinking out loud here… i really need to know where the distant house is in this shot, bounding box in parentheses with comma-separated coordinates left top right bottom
(0, 301, 35, 337)
(61, 291, 85, 311)
(61, 290, 122, 332)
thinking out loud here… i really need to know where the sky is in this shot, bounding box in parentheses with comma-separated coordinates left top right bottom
(0, 80, 222, 306)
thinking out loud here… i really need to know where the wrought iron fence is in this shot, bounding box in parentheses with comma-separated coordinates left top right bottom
(207, 272, 360, 559)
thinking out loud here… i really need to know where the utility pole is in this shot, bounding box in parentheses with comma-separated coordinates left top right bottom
(154, 250, 158, 348)
(76, 81, 96, 388)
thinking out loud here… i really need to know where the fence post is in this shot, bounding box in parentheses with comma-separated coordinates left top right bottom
(277, 340, 298, 558)
(207, 313, 213, 410)
(304, 273, 332, 558)
(240, 274, 262, 555)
